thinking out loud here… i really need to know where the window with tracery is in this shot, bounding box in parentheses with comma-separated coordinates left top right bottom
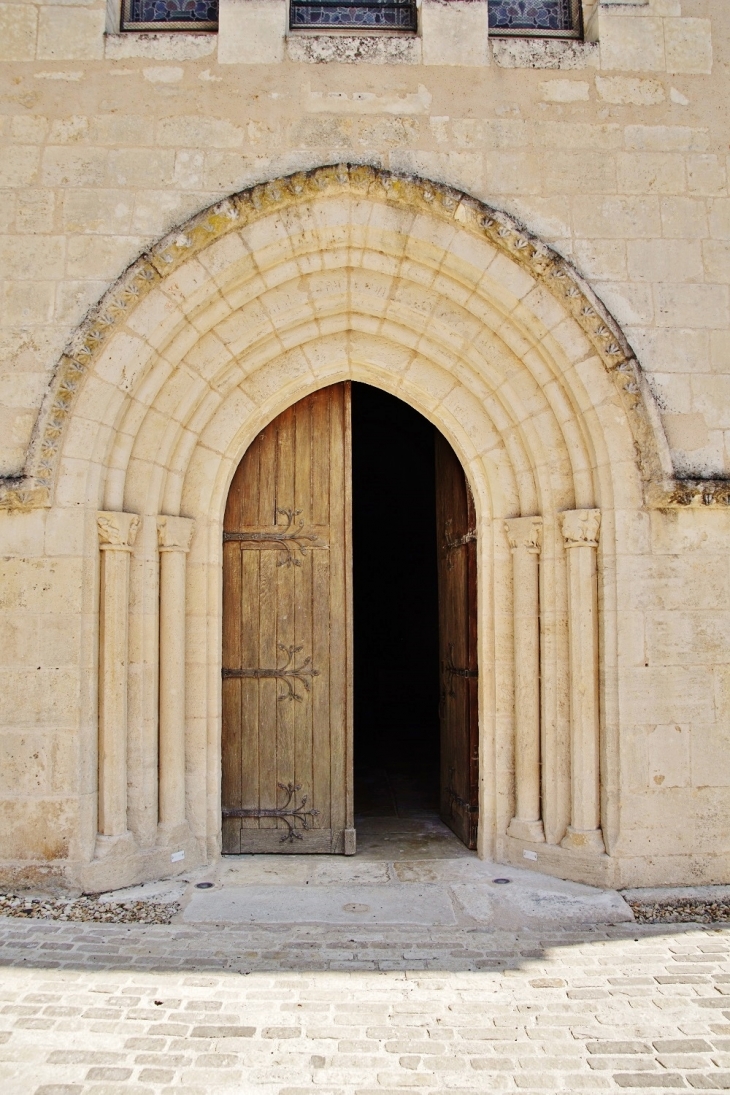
(121, 0, 218, 31)
(488, 0, 581, 38)
(290, 0, 416, 31)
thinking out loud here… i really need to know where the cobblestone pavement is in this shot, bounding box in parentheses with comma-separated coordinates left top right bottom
(0, 918, 729, 1094)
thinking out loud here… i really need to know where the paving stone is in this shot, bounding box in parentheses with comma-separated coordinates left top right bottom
(0, 920, 727, 1093)
(614, 1076, 689, 1088)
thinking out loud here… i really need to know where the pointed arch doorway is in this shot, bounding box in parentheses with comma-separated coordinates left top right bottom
(221, 382, 478, 855)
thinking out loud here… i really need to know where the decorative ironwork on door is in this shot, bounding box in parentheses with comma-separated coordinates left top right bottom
(222, 643, 319, 702)
(223, 508, 325, 567)
(222, 782, 319, 843)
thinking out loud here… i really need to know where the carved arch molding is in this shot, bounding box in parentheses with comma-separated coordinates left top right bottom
(0, 162, 724, 512)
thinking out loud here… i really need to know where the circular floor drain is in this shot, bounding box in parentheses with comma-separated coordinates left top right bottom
(343, 903, 370, 913)
(195, 882, 214, 889)
(492, 878, 512, 884)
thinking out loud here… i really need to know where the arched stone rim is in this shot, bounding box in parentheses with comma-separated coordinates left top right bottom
(1, 161, 713, 512)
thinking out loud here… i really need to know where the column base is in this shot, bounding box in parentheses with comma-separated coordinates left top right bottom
(157, 820, 192, 847)
(507, 817, 545, 843)
(93, 830, 137, 861)
(560, 826, 605, 854)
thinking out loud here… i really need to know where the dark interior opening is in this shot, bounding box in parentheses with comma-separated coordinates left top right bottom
(351, 382, 440, 823)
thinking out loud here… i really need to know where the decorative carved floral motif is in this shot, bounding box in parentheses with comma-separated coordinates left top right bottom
(1, 165, 721, 511)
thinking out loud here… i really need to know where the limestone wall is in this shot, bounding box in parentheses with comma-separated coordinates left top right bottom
(0, 0, 728, 890)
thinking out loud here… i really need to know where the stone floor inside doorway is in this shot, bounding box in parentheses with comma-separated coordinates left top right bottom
(2, 798, 730, 1094)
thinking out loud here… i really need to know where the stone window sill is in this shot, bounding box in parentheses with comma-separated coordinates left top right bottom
(286, 32, 421, 64)
(105, 32, 218, 61)
(491, 37, 598, 69)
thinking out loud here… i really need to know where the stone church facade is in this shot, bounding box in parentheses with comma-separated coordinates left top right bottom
(0, 0, 727, 893)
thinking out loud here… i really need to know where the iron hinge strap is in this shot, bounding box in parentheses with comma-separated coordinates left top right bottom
(222, 782, 318, 843)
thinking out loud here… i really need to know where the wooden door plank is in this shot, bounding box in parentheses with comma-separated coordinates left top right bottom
(221, 540, 242, 854)
(343, 383, 354, 840)
(328, 383, 348, 838)
(293, 398, 314, 818)
(275, 405, 297, 837)
(258, 541, 279, 830)
(435, 432, 479, 850)
(239, 548, 260, 830)
(222, 384, 352, 854)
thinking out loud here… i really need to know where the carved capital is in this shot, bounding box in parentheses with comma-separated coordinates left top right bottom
(157, 515, 195, 553)
(504, 515, 542, 554)
(97, 511, 140, 551)
(560, 509, 600, 549)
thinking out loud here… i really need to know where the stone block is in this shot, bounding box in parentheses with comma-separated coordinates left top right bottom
(617, 152, 686, 195)
(0, 2, 37, 62)
(0, 236, 65, 280)
(702, 241, 730, 285)
(42, 147, 107, 188)
(218, 0, 286, 65)
(0, 147, 39, 189)
(66, 235, 144, 280)
(624, 126, 709, 153)
(286, 33, 420, 65)
(539, 80, 589, 103)
(687, 155, 726, 198)
(710, 200, 730, 241)
(421, 0, 489, 68)
(662, 414, 710, 454)
(37, 6, 104, 61)
(0, 796, 77, 860)
(90, 114, 151, 146)
(491, 39, 598, 70)
(646, 724, 691, 790)
(572, 196, 661, 239)
(665, 19, 713, 76)
(1, 282, 55, 326)
(105, 32, 216, 61)
(62, 190, 133, 235)
(108, 148, 176, 188)
(595, 77, 664, 105)
(545, 151, 616, 194)
(15, 190, 55, 233)
(660, 198, 708, 240)
(627, 240, 703, 283)
(157, 115, 244, 150)
(655, 284, 729, 329)
(599, 16, 665, 73)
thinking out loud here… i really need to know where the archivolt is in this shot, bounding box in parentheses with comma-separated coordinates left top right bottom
(2, 164, 677, 513)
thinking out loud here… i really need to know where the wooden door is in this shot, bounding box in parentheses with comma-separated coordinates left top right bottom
(435, 434, 479, 849)
(222, 383, 354, 854)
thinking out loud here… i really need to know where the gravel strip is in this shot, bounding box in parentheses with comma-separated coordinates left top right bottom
(628, 898, 730, 924)
(0, 893, 180, 924)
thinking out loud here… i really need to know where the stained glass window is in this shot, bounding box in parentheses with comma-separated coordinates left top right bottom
(121, 0, 218, 31)
(290, 0, 416, 31)
(488, 0, 581, 38)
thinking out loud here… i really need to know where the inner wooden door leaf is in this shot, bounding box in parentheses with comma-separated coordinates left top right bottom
(435, 433, 479, 850)
(222, 383, 354, 854)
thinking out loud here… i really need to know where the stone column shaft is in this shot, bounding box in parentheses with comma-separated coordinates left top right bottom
(97, 511, 139, 838)
(506, 517, 545, 843)
(560, 509, 605, 853)
(157, 516, 195, 831)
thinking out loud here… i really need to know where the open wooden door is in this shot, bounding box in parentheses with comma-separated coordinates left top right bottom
(435, 433, 479, 849)
(222, 383, 354, 854)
